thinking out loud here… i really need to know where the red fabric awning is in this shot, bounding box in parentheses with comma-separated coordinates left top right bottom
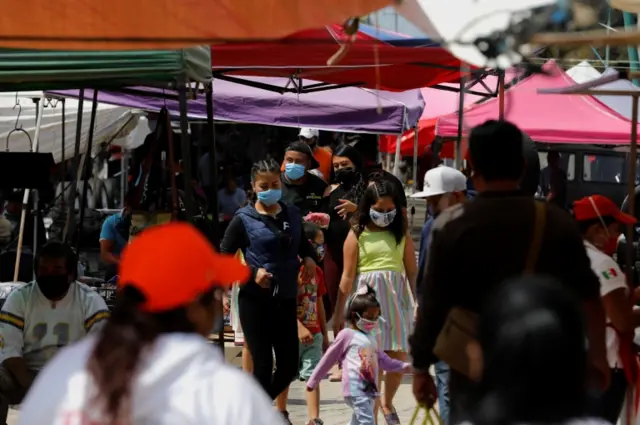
(211, 24, 466, 91)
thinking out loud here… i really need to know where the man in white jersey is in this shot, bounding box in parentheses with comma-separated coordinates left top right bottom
(0, 242, 109, 424)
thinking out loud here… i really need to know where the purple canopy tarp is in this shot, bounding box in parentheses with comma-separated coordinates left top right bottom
(47, 77, 424, 134)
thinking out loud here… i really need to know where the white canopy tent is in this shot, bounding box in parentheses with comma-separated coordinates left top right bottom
(0, 91, 149, 163)
(566, 61, 640, 121)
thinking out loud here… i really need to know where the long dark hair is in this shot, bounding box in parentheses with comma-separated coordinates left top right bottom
(472, 276, 588, 425)
(332, 144, 366, 204)
(88, 285, 216, 424)
(353, 179, 406, 244)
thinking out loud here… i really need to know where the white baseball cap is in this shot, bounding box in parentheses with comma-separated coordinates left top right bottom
(299, 127, 319, 139)
(411, 166, 467, 198)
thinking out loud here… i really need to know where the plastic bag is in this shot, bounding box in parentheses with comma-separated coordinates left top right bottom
(409, 405, 443, 425)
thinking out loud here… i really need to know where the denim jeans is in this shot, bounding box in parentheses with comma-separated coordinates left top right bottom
(345, 396, 375, 425)
(434, 361, 450, 425)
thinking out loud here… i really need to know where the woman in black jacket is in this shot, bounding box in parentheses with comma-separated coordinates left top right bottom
(221, 159, 316, 421)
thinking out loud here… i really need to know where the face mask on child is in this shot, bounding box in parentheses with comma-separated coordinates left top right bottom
(356, 314, 381, 335)
(369, 209, 396, 228)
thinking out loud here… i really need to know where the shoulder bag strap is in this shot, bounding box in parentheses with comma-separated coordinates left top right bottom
(524, 201, 547, 275)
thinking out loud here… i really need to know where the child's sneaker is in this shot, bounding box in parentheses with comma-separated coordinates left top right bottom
(307, 419, 324, 425)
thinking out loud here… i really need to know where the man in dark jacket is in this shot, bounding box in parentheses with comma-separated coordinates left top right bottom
(410, 120, 609, 423)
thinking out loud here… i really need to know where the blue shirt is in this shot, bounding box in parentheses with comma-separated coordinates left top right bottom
(218, 188, 246, 218)
(99, 214, 128, 256)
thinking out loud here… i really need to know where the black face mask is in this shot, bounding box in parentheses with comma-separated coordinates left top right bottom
(37, 274, 71, 300)
(335, 168, 358, 187)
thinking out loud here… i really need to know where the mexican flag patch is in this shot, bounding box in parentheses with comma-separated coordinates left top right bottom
(602, 268, 618, 280)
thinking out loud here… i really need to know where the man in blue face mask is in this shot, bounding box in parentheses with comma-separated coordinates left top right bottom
(280, 142, 327, 216)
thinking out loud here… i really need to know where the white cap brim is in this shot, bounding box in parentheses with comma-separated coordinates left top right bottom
(410, 188, 446, 198)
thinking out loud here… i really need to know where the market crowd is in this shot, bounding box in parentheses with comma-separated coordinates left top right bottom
(0, 121, 638, 425)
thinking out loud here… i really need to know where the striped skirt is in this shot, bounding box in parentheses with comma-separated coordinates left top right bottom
(355, 270, 415, 352)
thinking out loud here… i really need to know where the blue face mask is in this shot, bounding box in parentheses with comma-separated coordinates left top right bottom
(257, 189, 282, 206)
(284, 163, 306, 180)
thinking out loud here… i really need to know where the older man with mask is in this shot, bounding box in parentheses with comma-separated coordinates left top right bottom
(281, 142, 328, 216)
(410, 165, 467, 425)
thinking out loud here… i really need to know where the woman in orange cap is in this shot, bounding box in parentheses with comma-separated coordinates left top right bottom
(574, 195, 640, 424)
(16, 222, 287, 425)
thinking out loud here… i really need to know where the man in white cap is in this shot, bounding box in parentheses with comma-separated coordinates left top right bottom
(298, 128, 332, 182)
(409, 165, 467, 425)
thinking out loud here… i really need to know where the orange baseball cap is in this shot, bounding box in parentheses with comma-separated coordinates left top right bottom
(118, 222, 249, 312)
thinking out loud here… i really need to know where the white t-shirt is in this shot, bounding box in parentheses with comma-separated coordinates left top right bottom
(18, 333, 286, 425)
(584, 241, 628, 368)
(0, 281, 109, 370)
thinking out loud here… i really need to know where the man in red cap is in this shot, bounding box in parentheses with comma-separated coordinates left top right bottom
(574, 195, 640, 423)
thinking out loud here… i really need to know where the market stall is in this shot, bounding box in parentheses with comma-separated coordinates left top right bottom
(436, 61, 635, 148)
(0, 0, 392, 49)
(47, 77, 424, 134)
(210, 23, 469, 92)
(0, 91, 146, 162)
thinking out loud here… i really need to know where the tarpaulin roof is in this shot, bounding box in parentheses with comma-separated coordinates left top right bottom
(0, 92, 147, 163)
(210, 24, 466, 92)
(0, 0, 392, 50)
(567, 60, 640, 121)
(47, 77, 425, 134)
(437, 61, 635, 145)
(380, 74, 503, 155)
(0, 47, 212, 91)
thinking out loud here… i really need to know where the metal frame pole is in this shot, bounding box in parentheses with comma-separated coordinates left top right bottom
(626, 94, 639, 284)
(63, 89, 85, 243)
(178, 82, 196, 220)
(75, 90, 99, 254)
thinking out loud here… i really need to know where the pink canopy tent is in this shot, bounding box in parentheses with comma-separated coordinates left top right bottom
(436, 61, 634, 145)
(380, 71, 521, 156)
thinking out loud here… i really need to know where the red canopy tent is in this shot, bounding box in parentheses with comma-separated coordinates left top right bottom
(210, 24, 467, 92)
(379, 74, 504, 156)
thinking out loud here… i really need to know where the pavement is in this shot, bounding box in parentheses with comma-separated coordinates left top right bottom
(5, 368, 422, 425)
(285, 366, 421, 425)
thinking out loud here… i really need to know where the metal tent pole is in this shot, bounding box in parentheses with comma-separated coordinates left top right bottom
(64, 89, 85, 243)
(205, 83, 220, 248)
(75, 90, 98, 254)
(455, 67, 468, 170)
(178, 82, 196, 220)
(32, 97, 41, 263)
(626, 94, 639, 283)
(13, 97, 45, 281)
(205, 82, 225, 357)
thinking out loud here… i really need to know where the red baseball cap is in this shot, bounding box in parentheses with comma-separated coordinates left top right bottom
(573, 195, 636, 225)
(118, 222, 249, 312)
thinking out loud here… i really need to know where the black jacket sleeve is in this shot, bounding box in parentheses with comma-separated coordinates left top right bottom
(220, 215, 258, 281)
(409, 224, 454, 371)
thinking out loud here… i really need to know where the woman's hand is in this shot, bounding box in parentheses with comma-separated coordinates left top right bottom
(302, 257, 316, 280)
(335, 199, 357, 219)
(255, 268, 273, 288)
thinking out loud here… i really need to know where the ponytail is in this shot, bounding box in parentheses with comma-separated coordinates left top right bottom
(88, 286, 200, 424)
